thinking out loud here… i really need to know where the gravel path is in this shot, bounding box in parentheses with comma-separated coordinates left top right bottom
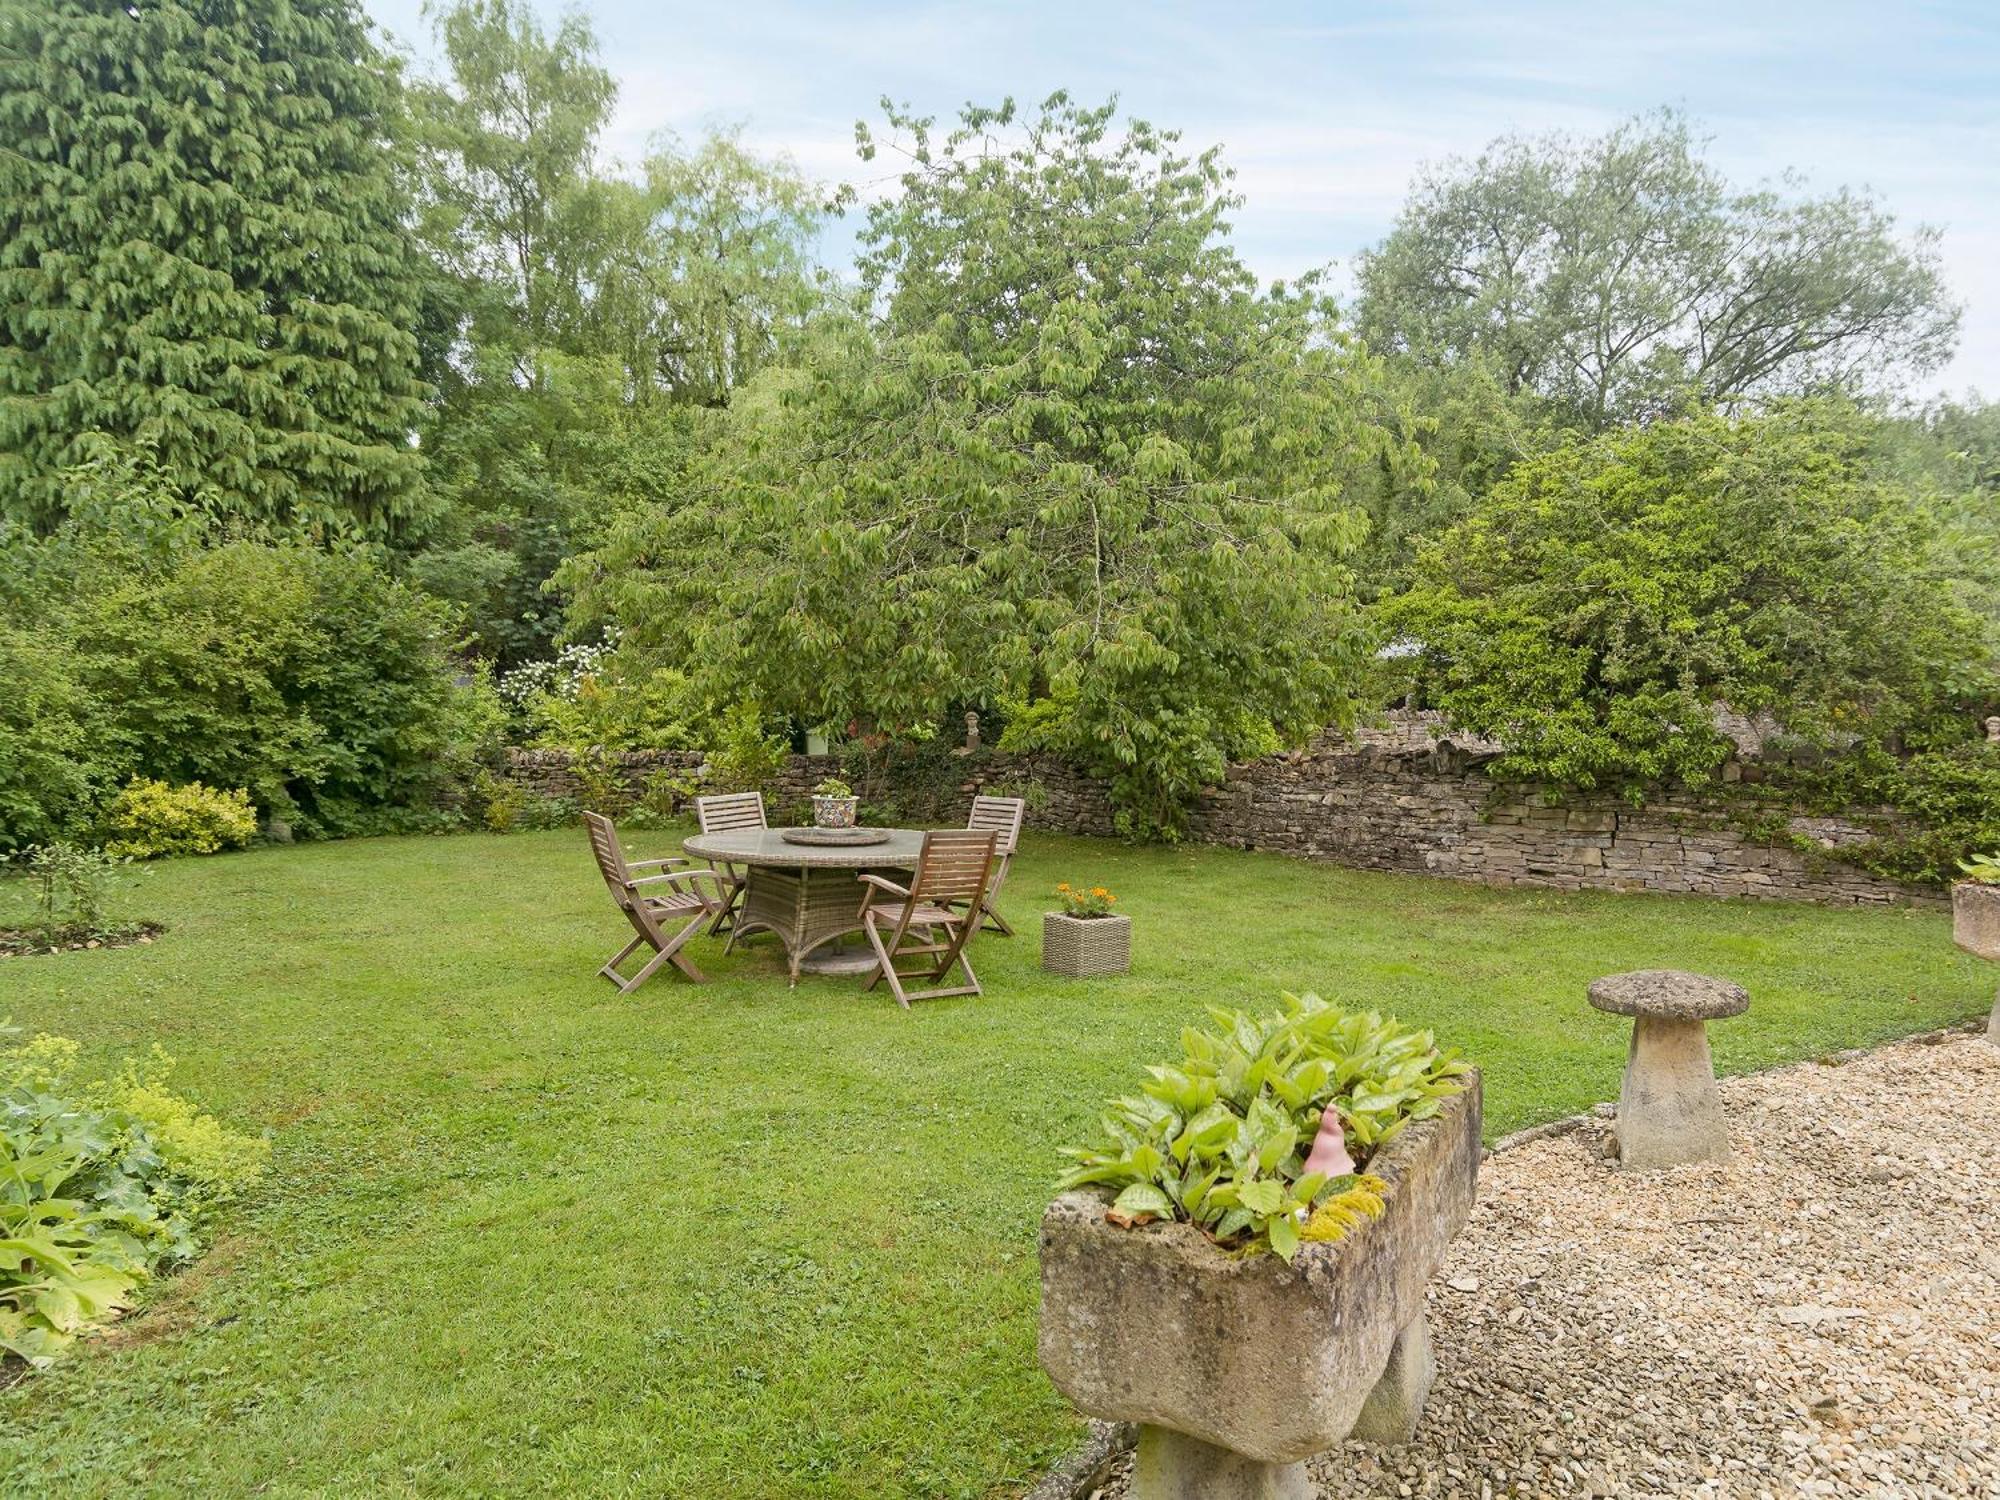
(1094, 1031, 2000, 1499)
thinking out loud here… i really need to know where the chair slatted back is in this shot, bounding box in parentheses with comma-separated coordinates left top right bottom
(584, 811, 639, 914)
(696, 791, 767, 836)
(967, 795, 1025, 855)
(910, 829, 999, 906)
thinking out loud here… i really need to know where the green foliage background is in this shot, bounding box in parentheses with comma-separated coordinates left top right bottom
(0, 0, 431, 536)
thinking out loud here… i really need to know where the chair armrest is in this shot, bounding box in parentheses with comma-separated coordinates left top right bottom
(631, 868, 731, 900)
(856, 873, 911, 899)
(627, 856, 688, 871)
(629, 869, 707, 888)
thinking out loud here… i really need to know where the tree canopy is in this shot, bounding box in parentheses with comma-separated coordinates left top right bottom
(0, 0, 431, 536)
(568, 94, 1388, 834)
(1386, 402, 1994, 791)
(404, 0, 832, 663)
(1357, 112, 1960, 431)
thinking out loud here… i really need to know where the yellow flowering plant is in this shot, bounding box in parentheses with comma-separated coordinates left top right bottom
(1054, 881, 1118, 919)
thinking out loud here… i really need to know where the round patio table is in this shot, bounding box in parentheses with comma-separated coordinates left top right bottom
(682, 826, 925, 985)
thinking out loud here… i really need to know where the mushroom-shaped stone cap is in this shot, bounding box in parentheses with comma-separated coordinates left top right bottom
(1588, 969, 1749, 1020)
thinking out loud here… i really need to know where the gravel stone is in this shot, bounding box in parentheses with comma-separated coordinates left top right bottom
(1093, 1033, 2000, 1499)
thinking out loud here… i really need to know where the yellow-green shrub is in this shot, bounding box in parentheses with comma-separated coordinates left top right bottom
(103, 778, 257, 858)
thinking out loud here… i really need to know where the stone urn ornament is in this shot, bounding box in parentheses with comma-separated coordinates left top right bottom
(1951, 851, 2000, 1043)
(1038, 996, 1480, 1500)
(809, 776, 858, 829)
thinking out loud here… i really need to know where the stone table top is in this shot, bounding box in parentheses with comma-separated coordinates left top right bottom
(1588, 969, 1750, 1021)
(682, 826, 926, 868)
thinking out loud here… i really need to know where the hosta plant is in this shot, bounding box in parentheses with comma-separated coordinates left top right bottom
(1958, 851, 2000, 884)
(1057, 992, 1469, 1262)
(0, 1027, 268, 1366)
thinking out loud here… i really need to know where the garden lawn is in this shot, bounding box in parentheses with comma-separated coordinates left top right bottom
(1, 829, 1989, 1498)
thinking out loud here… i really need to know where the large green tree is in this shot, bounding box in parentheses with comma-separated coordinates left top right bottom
(1357, 112, 1960, 431)
(0, 0, 431, 535)
(405, 0, 831, 663)
(570, 95, 1390, 836)
(1385, 402, 1996, 792)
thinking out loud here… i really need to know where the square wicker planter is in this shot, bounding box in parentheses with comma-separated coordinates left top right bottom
(1042, 912, 1130, 977)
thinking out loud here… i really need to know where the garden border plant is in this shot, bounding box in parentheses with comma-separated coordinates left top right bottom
(1, 843, 158, 958)
(0, 1024, 268, 1368)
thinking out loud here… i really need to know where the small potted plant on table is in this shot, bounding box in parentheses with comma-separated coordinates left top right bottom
(1951, 851, 2000, 1043)
(810, 777, 859, 829)
(1043, 882, 1129, 977)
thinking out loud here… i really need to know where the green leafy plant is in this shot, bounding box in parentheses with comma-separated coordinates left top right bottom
(1053, 881, 1118, 919)
(703, 704, 790, 796)
(617, 768, 699, 830)
(10, 843, 144, 943)
(515, 795, 579, 832)
(1057, 993, 1469, 1262)
(101, 779, 257, 859)
(473, 770, 528, 834)
(812, 777, 853, 799)
(0, 1028, 267, 1365)
(1958, 850, 2000, 884)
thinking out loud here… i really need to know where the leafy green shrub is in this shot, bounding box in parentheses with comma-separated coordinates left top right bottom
(1960, 851, 2000, 884)
(620, 768, 698, 830)
(473, 770, 528, 834)
(0, 1028, 267, 1365)
(516, 795, 579, 831)
(1764, 739, 2000, 886)
(101, 779, 257, 859)
(8, 843, 145, 943)
(1058, 993, 1468, 1262)
(1387, 404, 1993, 794)
(704, 704, 790, 795)
(0, 462, 498, 847)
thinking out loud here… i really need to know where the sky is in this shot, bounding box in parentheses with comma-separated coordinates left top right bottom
(363, 0, 2000, 397)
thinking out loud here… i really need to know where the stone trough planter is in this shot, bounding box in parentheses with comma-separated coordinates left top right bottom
(1041, 911, 1131, 977)
(1950, 881, 2000, 1043)
(1037, 1071, 1482, 1499)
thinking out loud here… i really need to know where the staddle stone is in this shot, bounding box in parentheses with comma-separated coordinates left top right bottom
(1588, 969, 1748, 1170)
(1587, 969, 1750, 1021)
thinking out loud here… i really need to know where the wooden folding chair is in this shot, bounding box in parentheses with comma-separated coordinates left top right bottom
(856, 829, 998, 1007)
(694, 791, 765, 941)
(584, 811, 729, 992)
(965, 795, 1027, 934)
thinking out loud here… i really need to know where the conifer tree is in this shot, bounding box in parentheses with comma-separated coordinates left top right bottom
(0, 0, 431, 536)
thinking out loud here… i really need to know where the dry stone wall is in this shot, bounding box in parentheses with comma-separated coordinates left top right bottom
(501, 712, 1937, 908)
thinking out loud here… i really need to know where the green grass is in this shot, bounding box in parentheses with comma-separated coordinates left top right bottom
(0, 828, 1987, 1497)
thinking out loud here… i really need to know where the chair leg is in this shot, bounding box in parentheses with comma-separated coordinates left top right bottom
(600, 934, 646, 986)
(978, 854, 1015, 934)
(611, 912, 709, 993)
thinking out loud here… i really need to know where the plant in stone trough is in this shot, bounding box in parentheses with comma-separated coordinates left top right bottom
(1958, 851, 2000, 884)
(1057, 993, 1468, 1261)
